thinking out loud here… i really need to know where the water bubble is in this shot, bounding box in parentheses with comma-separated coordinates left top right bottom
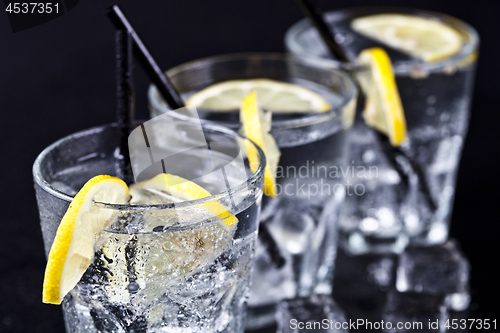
(335, 33, 353, 44)
(362, 150, 376, 163)
(128, 282, 140, 293)
(443, 186, 454, 197)
(360, 217, 379, 232)
(384, 170, 400, 184)
(378, 208, 395, 228)
(440, 112, 450, 122)
(333, 33, 345, 44)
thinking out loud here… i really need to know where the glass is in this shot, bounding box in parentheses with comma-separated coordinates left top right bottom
(286, 7, 479, 254)
(148, 53, 357, 329)
(33, 121, 265, 333)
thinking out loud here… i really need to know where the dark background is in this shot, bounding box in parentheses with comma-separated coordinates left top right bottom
(0, 0, 498, 332)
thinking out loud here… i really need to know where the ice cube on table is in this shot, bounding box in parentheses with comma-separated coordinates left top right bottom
(277, 295, 347, 333)
(332, 248, 397, 323)
(334, 248, 397, 290)
(396, 239, 470, 311)
(382, 290, 449, 333)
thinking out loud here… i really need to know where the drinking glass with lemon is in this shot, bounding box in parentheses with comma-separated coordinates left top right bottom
(286, 7, 479, 254)
(34, 121, 265, 332)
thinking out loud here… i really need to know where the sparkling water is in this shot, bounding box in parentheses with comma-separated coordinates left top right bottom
(62, 230, 256, 333)
(285, 8, 478, 253)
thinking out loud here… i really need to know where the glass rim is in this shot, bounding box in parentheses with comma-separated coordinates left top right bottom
(33, 121, 266, 212)
(285, 6, 480, 74)
(148, 52, 357, 130)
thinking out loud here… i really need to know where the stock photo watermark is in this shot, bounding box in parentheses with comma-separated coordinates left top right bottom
(253, 160, 379, 199)
(130, 106, 379, 201)
(288, 318, 498, 331)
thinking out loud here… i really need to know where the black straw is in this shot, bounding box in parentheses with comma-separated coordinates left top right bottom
(295, 0, 349, 62)
(375, 131, 437, 213)
(115, 30, 134, 185)
(259, 219, 286, 269)
(106, 5, 185, 109)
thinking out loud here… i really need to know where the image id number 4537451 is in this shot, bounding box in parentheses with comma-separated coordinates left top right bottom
(5, 3, 59, 14)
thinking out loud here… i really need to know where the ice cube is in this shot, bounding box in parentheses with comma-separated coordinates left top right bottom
(277, 295, 347, 333)
(333, 248, 397, 321)
(396, 239, 470, 311)
(335, 248, 397, 290)
(382, 290, 449, 333)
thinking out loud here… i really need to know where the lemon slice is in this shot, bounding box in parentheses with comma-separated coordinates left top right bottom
(240, 91, 280, 197)
(129, 173, 238, 228)
(351, 14, 463, 62)
(185, 79, 331, 112)
(357, 48, 407, 146)
(42, 175, 129, 305)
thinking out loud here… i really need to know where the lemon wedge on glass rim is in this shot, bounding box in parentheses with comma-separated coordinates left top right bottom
(185, 79, 331, 113)
(42, 175, 129, 305)
(356, 47, 407, 146)
(240, 91, 280, 197)
(351, 14, 463, 62)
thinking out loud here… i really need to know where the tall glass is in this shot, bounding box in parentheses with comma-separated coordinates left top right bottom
(33, 121, 265, 333)
(286, 7, 479, 254)
(148, 53, 357, 328)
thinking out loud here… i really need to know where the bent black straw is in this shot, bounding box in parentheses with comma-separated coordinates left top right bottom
(106, 5, 184, 109)
(295, 0, 349, 62)
(115, 30, 134, 185)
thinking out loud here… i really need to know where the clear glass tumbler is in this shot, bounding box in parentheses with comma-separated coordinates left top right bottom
(148, 53, 357, 329)
(286, 7, 479, 254)
(33, 121, 265, 333)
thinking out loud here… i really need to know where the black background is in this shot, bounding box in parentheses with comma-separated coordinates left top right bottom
(0, 0, 499, 332)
